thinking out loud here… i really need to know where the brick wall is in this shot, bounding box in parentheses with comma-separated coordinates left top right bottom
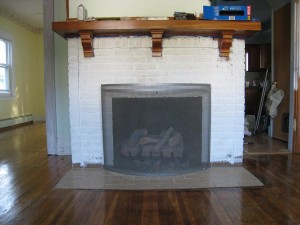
(68, 36, 245, 167)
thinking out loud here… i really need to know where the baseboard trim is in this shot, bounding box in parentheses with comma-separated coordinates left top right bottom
(0, 115, 34, 130)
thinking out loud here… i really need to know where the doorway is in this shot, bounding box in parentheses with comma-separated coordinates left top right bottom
(244, 2, 292, 156)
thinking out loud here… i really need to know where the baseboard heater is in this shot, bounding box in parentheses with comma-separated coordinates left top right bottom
(0, 115, 33, 129)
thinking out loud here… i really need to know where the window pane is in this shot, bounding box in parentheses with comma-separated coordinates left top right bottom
(0, 67, 6, 90)
(0, 40, 7, 64)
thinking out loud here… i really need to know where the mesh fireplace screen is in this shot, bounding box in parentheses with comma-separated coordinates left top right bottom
(101, 84, 211, 175)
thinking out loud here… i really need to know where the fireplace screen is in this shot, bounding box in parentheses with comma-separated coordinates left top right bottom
(101, 84, 210, 175)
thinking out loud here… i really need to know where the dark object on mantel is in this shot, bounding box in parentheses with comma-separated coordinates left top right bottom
(96, 17, 121, 21)
(174, 12, 196, 20)
(210, 0, 246, 5)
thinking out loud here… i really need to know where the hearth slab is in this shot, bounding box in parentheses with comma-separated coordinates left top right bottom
(55, 167, 264, 190)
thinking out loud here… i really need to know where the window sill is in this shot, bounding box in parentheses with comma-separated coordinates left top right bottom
(0, 92, 16, 100)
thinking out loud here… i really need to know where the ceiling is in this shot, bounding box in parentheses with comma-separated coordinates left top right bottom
(0, 0, 291, 30)
(0, 0, 43, 29)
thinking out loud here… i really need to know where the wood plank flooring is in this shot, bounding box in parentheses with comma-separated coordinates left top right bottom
(244, 133, 289, 155)
(1, 123, 300, 225)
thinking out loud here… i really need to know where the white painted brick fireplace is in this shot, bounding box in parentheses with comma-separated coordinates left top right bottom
(68, 36, 245, 167)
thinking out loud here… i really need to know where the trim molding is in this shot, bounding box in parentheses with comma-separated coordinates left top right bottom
(0, 8, 42, 34)
(43, 0, 58, 155)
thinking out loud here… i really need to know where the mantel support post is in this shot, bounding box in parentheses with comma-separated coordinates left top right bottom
(151, 30, 164, 57)
(219, 31, 234, 58)
(79, 31, 94, 57)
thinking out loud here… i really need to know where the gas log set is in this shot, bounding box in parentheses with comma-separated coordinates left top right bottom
(121, 127, 184, 158)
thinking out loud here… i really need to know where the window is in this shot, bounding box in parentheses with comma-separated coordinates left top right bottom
(0, 34, 13, 97)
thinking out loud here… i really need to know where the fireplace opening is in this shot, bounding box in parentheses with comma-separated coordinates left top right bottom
(101, 84, 211, 175)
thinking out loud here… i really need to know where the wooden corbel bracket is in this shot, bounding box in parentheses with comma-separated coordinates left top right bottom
(151, 30, 164, 57)
(79, 31, 94, 57)
(219, 31, 234, 58)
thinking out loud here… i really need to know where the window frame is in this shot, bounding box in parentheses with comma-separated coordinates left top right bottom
(0, 31, 14, 99)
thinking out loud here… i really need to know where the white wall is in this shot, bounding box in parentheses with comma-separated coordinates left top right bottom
(69, 0, 210, 18)
(0, 15, 45, 122)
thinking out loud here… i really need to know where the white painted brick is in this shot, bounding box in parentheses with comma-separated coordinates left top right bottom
(235, 114, 245, 123)
(80, 112, 100, 125)
(212, 111, 236, 119)
(192, 37, 215, 48)
(212, 125, 235, 133)
(233, 149, 243, 157)
(235, 98, 246, 105)
(82, 154, 103, 165)
(80, 120, 101, 128)
(211, 145, 234, 153)
(130, 50, 152, 58)
(80, 134, 102, 141)
(82, 148, 103, 157)
(92, 63, 134, 71)
(212, 118, 235, 126)
(68, 55, 78, 64)
(69, 118, 80, 127)
(71, 141, 81, 148)
(72, 154, 82, 165)
(176, 37, 195, 47)
(79, 107, 100, 113)
(210, 152, 234, 162)
(236, 103, 245, 111)
(94, 48, 131, 56)
(211, 104, 236, 113)
(234, 139, 244, 147)
(141, 37, 152, 48)
(70, 126, 81, 134)
(134, 63, 157, 70)
(98, 37, 126, 49)
(213, 132, 234, 139)
(81, 141, 102, 148)
(68, 36, 246, 165)
(163, 38, 178, 48)
(92, 39, 99, 49)
(128, 36, 145, 48)
(235, 132, 244, 139)
(80, 127, 102, 135)
(86, 55, 133, 64)
(131, 70, 168, 77)
(68, 38, 79, 48)
(163, 55, 194, 63)
(71, 146, 81, 155)
(211, 139, 234, 146)
(213, 97, 237, 105)
(79, 89, 99, 98)
(236, 85, 246, 92)
(233, 157, 243, 164)
(234, 111, 245, 119)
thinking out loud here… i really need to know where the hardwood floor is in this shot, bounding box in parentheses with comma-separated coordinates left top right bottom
(244, 133, 289, 155)
(1, 123, 300, 225)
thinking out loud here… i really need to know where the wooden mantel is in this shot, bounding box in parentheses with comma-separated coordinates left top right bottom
(52, 20, 261, 58)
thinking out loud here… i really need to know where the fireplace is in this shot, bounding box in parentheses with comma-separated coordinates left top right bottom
(67, 36, 245, 168)
(101, 84, 210, 175)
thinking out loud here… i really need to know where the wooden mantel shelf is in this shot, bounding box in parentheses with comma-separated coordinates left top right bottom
(52, 20, 261, 58)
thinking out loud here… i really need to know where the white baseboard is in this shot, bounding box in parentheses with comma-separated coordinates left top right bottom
(33, 115, 46, 122)
(0, 115, 33, 129)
